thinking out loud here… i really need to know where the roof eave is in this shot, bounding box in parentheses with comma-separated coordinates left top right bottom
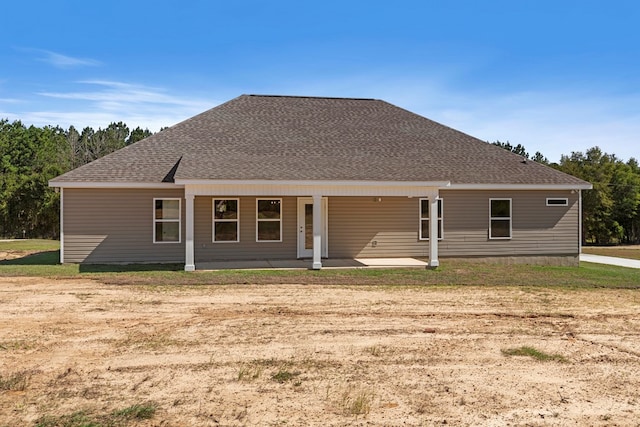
(48, 181, 184, 189)
(174, 179, 453, 187)
(447, 183, 593, 190)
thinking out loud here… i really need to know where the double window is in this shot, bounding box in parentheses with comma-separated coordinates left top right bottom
(257, 199, 282, 242)
(489, 198, 512, 239)
(213, 199, 239, 242)
(153, 198, 181, 243)
(419, 198, 443, 240)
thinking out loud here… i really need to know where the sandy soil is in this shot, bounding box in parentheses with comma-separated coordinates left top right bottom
(1, 277, 640, 426)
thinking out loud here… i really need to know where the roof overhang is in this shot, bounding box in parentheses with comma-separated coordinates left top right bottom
(48, 179, 592, 192)
(48, 181, 184, 189)
(447, 183, 593, 190)
(174, 179, 452, 187)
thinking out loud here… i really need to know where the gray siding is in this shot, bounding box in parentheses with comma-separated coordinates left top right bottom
(194, 196, 297, 261)
(328, 191, 578, 259)
(439, 190, 579, 257)
(329, 197, 428, 258)
(63, 188, 185, 263)
(62, 189, 580, 264)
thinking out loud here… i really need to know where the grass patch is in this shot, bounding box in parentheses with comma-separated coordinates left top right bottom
(501, 346, 568, 363)
(34, 402, 156, 427)
(117, 330, 181, 351)
(111, 403, 156, 419)
(237, 364, 263, 381)
(0, 239, 59, 251)
(364, 345, 390, 357)
(271, 369, 301, 383)
(0, 370, 31, 391)
(0, 339, 39, 351)
(338, 385, 375, 418)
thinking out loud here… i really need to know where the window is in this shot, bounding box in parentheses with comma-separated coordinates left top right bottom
(546, 198, 568, 206)
(489, 198, 511, 239)
(153, 198, 181, 243)
(419, 198, 443, 240)
(213, 199, 239, 242)
(257, 199, 282, 242)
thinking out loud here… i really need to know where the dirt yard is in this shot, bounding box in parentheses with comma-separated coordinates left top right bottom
(1, 277, 640, 426)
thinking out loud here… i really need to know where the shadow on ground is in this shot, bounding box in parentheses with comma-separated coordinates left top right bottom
(0, 250, 182, 272)
(0, 250, 59, 265)
(78, 263, 183, 273)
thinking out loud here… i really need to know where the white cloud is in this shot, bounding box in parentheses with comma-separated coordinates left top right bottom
(40, 80, 209, 109)
(19, 80, 218, 131)
(33, 49, 101, 69)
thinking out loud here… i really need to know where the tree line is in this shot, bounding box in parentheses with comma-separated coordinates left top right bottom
(0, 121, 637, 245)
(493, 141, 640, 245)
(0, 120, 151, 238)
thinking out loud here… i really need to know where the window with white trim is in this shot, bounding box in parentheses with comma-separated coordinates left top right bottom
(257, 198, 282, 242)
(489, 198, 511, 239)
(153, 198, 181, 243)
(546, 198, 568, 206)
(419, 198, 443, 240)
(213, 199, 239, 242)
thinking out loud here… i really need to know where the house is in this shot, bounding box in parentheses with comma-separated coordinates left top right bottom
(48, 94, 592, 270)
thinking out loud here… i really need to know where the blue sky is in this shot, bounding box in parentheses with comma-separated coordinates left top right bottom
(1, 0, 638, 163)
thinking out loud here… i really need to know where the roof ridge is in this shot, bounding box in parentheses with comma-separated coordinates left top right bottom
(245, 94, 378, 101)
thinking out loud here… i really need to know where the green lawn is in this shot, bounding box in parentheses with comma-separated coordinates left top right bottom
(0, 239, 60, 251)
(1, 240, 639, 289)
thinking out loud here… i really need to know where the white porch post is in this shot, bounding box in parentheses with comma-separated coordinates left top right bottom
(429, 191, 440, 268)
(184, 193, 195, 271)
(312, 194, 323, 270)
(59, 188, 64, 264)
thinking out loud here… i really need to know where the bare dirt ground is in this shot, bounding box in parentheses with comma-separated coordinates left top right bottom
(1, 277, 640, 426)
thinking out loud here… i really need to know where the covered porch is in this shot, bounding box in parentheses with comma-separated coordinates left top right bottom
(178, 180, 450, 271)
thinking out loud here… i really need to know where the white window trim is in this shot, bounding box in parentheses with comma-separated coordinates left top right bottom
(419, 198, 443, 241)
(213, 198, 240, 243)
(153, 198, 181, 243)
(489, 198, 512, 240)
(546, 198, 569, 206)
(256, 198, 283, 242)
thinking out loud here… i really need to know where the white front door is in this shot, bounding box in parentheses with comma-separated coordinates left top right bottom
(297, 197, 328, 258)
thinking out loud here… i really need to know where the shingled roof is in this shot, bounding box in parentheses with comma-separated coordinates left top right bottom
(50, 94, 590, 187)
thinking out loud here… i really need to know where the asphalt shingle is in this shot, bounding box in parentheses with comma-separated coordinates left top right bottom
(50, 95, 590, 186)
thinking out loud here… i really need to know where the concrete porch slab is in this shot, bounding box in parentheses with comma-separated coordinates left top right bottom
(355, 257, 428, 267)
(196, 257, 427, 271)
